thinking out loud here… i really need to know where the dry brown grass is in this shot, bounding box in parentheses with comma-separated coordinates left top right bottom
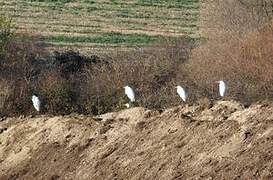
(200, 0, 273, 38)
(1, 0, 273, 116)
(0, 31, 43, 115)
(83, 38, 193, 112)
(182, 0, 273, 103)
(0, 79, 13, 113)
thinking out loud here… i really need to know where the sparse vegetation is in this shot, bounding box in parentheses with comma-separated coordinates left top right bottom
(0, 0, 273, 117)
(182, 0, 273, 103)
(1, 1, 273, 180)
(0, 17, 194, 116)
(0, 0, 199, 51)
(0, 16, 14, 56)
(0, 16, 13, 43)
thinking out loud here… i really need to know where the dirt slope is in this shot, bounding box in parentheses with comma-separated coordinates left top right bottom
(0, 100, 273, 180)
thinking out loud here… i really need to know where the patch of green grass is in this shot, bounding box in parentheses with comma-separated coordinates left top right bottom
(45, 32, 160, 46)
(135, 0, 199, 8)
(0, 0, 200, 49)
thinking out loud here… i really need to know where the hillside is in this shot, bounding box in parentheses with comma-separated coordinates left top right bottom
(0, 0, 199, 52)
(1, 100, 273, 179)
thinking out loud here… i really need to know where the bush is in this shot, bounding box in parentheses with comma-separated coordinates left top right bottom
(0, 16, 14, 46)
(182, 0, 273, 103)
(0, 15, 193, 116)
(83, 37, 193, 113)
(3, 0, 273, 116)
(0, 15, 47, 116)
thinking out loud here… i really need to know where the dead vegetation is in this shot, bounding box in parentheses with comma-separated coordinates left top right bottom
(182, 0, 273, 103)
(0, 15, 195, 116)
(0, 0, 273, 116)
(1, 1, 273, 179)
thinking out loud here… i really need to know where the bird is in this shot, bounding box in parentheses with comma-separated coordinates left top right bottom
(124, 85, 135, 102)
(32, 95, 41, 112)
(176, 86, 187, 102)
(217, 80, 226, 97)
(124, 103, 130, 108)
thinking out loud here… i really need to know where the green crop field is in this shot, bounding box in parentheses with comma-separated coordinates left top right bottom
(0, 0, 200, 52)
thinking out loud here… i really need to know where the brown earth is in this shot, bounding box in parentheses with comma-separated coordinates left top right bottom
(0, 100, 273, 180)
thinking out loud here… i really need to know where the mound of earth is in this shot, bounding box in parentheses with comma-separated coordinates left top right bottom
(0, 101, 273, 179)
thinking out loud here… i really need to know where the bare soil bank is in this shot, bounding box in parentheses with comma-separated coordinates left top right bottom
(0, 100, 273, 179)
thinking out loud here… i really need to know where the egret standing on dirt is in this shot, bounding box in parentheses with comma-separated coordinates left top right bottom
(124, 86, 135, 107)
(217, 80, 226, 97)
(176, 86, 187, 102)
(32, 95, 41, 112)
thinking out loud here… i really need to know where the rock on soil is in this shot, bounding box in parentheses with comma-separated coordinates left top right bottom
(0, 101, 273, 180)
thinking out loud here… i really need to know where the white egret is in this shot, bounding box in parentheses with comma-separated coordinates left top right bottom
(217, 80, 226, 97)
(176, 86, 187, 102)
(124, 86, 135, 102)
(32, 95, 41, 112)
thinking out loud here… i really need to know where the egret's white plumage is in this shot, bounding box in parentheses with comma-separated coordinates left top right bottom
(176, 86, 187, 102)
(124, 86, 135, 102)
(124, 103, 130, 108)
(218, 80, 226, 97)
(32, 95, 41, 112)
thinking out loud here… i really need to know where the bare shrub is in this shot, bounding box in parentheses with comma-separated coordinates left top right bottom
(0, 79, 13, 113)
(0, 15, 47, 116)
(184, 0, 273, 103)
(83, 37, 193, 113)
(37, 70, 69, 114)
(200, 0, 273, 38)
